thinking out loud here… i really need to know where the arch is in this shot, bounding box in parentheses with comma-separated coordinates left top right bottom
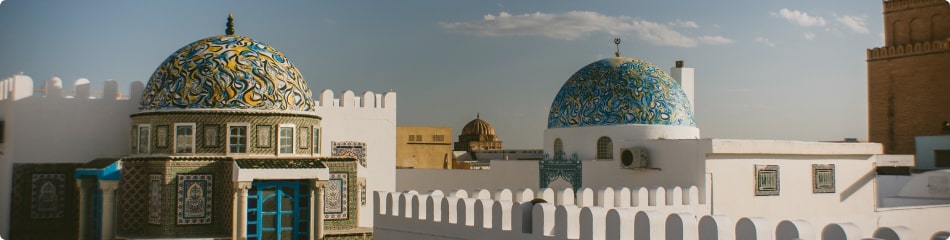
(893, 20, 907, 45)
(699, 215, 734, 240)
(553, 138, 564, 156)
(910, 17, 929, 43)
(821, 223, 862, 240)
(933, 14, 950, 40)
(775, 220, 814, 240)
(932, 231, 950, 240)
(872, 226, 914, 240)
(736, 217, 772, 240)
(597, 136, 613, 159)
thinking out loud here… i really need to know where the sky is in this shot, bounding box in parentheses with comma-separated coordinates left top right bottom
(0, 0, 885, 149)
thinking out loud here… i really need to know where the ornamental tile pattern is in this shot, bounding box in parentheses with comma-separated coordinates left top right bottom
(149, 174, 162, 224)
(332, 141, 367, 167)
(325, 172, 348, 220)
(31, 173, 66, 219)
(177, 174, 213, 225)
(548, 57, 695, 128)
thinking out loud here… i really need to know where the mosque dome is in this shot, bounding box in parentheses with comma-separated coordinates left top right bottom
(462, 116, 496, 136)
(141, 34, 315, 111)
(547, 57, 695, 128)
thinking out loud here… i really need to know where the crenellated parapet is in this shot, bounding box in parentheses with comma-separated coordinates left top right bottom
(883, 0, 946, 13)
(867, 39, 950, 60)
(313, 89, 396, 109)
(374, 188, 937, 239)
(0, 74, 145, 102)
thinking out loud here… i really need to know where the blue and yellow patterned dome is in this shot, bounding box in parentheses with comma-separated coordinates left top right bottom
(141, 35, 315, 111)
(547, 57, 695, 128)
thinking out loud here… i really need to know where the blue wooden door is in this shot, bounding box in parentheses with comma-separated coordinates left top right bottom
(247, 181, 311, 240)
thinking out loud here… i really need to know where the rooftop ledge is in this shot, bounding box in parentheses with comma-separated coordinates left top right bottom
(707, 139, 883, 155)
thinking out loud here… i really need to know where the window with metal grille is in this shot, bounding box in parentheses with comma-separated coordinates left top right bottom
(596, 137, 612, 159)
(813, 164, 835, 193)
(229, 126, 248, 154)
(279, 127, 294, 154)
(755, 165, 779, 196)
(174, 124, 195, 154)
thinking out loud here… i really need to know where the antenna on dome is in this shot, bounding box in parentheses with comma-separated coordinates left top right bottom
(614, 38, 622, 57)
(226, 13, 235, 35)
(477, 112, 480, 119)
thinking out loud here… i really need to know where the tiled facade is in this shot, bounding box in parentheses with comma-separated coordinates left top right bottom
(9, 163, 81, 240)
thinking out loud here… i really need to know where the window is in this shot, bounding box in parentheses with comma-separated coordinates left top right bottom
(174, 123, 195, 154)
(596, 136, 612, 159)
(554, 138, 563, 155)
(279, 125, 295, 154)
(137, 125, 150, 154)
(755, 165, 779, 196)
(156, 126, 169, 148)
(228, 124, 249, 154)
(433, 135, 444, 142)
(936, 150, 950, 168)
(203, 125, 219, 147)
(313, 127, 321, 155)
(415, 135, 422, 141)
(408, 135, 416, 141)
(299, 127, 309, 149)
(813, 164, 835, 193)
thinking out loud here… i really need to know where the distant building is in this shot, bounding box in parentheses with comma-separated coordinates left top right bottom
(396, 126, 453, 169)
(453, 115, 503, 152)
(867, 0, 950, 155)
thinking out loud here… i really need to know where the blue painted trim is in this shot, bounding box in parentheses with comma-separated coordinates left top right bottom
(73, 161, 121, 180)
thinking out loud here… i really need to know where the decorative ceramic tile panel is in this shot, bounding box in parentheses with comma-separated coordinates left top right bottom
(325, 172, 348, 220)
(156, 125, 169, 148)
(257, 125, 271, 148)
(813, 164, 836, 193)
(755, 165, 780, 196)
(332, 141, 367, 167)
(177, 174, 213, 225)
(203, 125, 219, 147)
(31, 174, 65, 219)
(149, 174, 162, 224)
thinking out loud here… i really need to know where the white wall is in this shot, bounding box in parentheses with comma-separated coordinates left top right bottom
(0, 75, 142, 237)
(397, 160, 539, 192)
(916, 135, 950, 169)
(314, 89, 397, 228)
(543, 124, 700, 160)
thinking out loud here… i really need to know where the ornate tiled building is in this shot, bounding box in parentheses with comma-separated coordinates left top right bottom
(1, 14, 392, 240)
(453, 115, 503, 152)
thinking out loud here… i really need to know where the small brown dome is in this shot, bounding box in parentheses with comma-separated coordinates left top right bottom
(462, 117, 496, 136)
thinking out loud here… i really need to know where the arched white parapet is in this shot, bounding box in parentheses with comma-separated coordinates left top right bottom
(615, 187, 632, 207)
(699, 215, 734, 240)
(872, 226, 913, 240)
(381, 91, 396, 108)
(360, 90, 376, 107)
(130, 81, 145, 101)
(649, 187, 667, 207)
(635, 210, 666, 240)
(606, 208, 636, 240)
(512, 202, 533, 233)
(633, 187, 649, 207)
(452, 189, 469, 198)
(45, 77, 63, 98)
(474, 199, 493, 228)
(440, 197, 459, 224)
(671, 186, 684, 206)
(931, 231, 950, 240)
(688, 186, 701, 205)
(473, 189, 491, 200)
(491, 200, 513, 231)
(494, 189, 513, 202)
(457, 198, 476, 226)
(398, 193, 412, 218)
(736, 217, 773, 240)
(556, 188, 575, 206)
(597, 187, 615, 207)
(776, 220, 815, 240)
(538, 188, 556, 203)
(821, 223, 862, 240)
(374, 191, 384, 215)
(515, 188, 535, 203)
(426, 194, 443, 222)
(318, 89, 334, 107)
(340, 90, 355, 107)
(577, 188, 594, 207)
(387, 192, 402, 216)
(580, 207, 607, 240)
(532, 203, 556, 236)
(410, 194, 424, 220)
(74, 78, 90, 99)
(555, 205, 581, 239)
(103, 80, 118, 100)
(666, 213, 699, 240)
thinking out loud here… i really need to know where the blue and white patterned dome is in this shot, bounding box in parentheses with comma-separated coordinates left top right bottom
(141, 35, 315, 111)
(547, 57, 695, 128)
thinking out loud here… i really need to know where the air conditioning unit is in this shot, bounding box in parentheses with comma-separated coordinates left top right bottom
(620, 148, 649, 169)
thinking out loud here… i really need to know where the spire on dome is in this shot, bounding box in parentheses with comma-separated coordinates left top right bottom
(226, 13, 235, 35)
(614, 38, 622, 57)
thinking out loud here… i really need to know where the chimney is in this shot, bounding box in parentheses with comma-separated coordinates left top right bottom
(669, 60, 695, 109)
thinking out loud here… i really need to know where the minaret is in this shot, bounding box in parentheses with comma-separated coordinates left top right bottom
(670, 60, 695, 109)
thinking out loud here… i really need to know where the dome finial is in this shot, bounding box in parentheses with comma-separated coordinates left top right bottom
(613, 38, 622, 57)
(477, 112, 480, 119)
(226, 13, 235, 35)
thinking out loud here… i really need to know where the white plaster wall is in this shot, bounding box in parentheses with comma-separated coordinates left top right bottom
(877, 175, 913, 202)
(916, 135, 950, 169)
(581, 139, 710, 195)
(877, 205, 950, 239)
(313, 89, 397, 228)
(0, 76, 142, 237)
(705, 154, 879, 233)
(396, 160, 539, 193)
(543, 124, 700, 160)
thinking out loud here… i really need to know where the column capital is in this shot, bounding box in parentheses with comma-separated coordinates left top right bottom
(234, 181, 252, 190)
(310, 179, 327, 190)
(99, 180, 119, 192)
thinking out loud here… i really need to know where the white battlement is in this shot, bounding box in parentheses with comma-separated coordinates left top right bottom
(315, 89, 396, 109)
(374, 187, 943, 240)
(0, 74, 146, 101)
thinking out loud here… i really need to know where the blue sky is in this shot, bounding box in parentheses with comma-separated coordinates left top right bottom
(0, 0, 883, 148)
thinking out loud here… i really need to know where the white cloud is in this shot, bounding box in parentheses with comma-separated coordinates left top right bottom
(835, 15, 869, 33)
(804, 32, 816, 40)
(772, 8, 826, 27)
(698, 36, 733, 45)
(754, 37, 776, 47)
(668, 19, 699, 29)
(439, 11, 730, 47)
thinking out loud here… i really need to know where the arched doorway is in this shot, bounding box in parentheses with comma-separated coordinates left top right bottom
(247, 180, 311, 240)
